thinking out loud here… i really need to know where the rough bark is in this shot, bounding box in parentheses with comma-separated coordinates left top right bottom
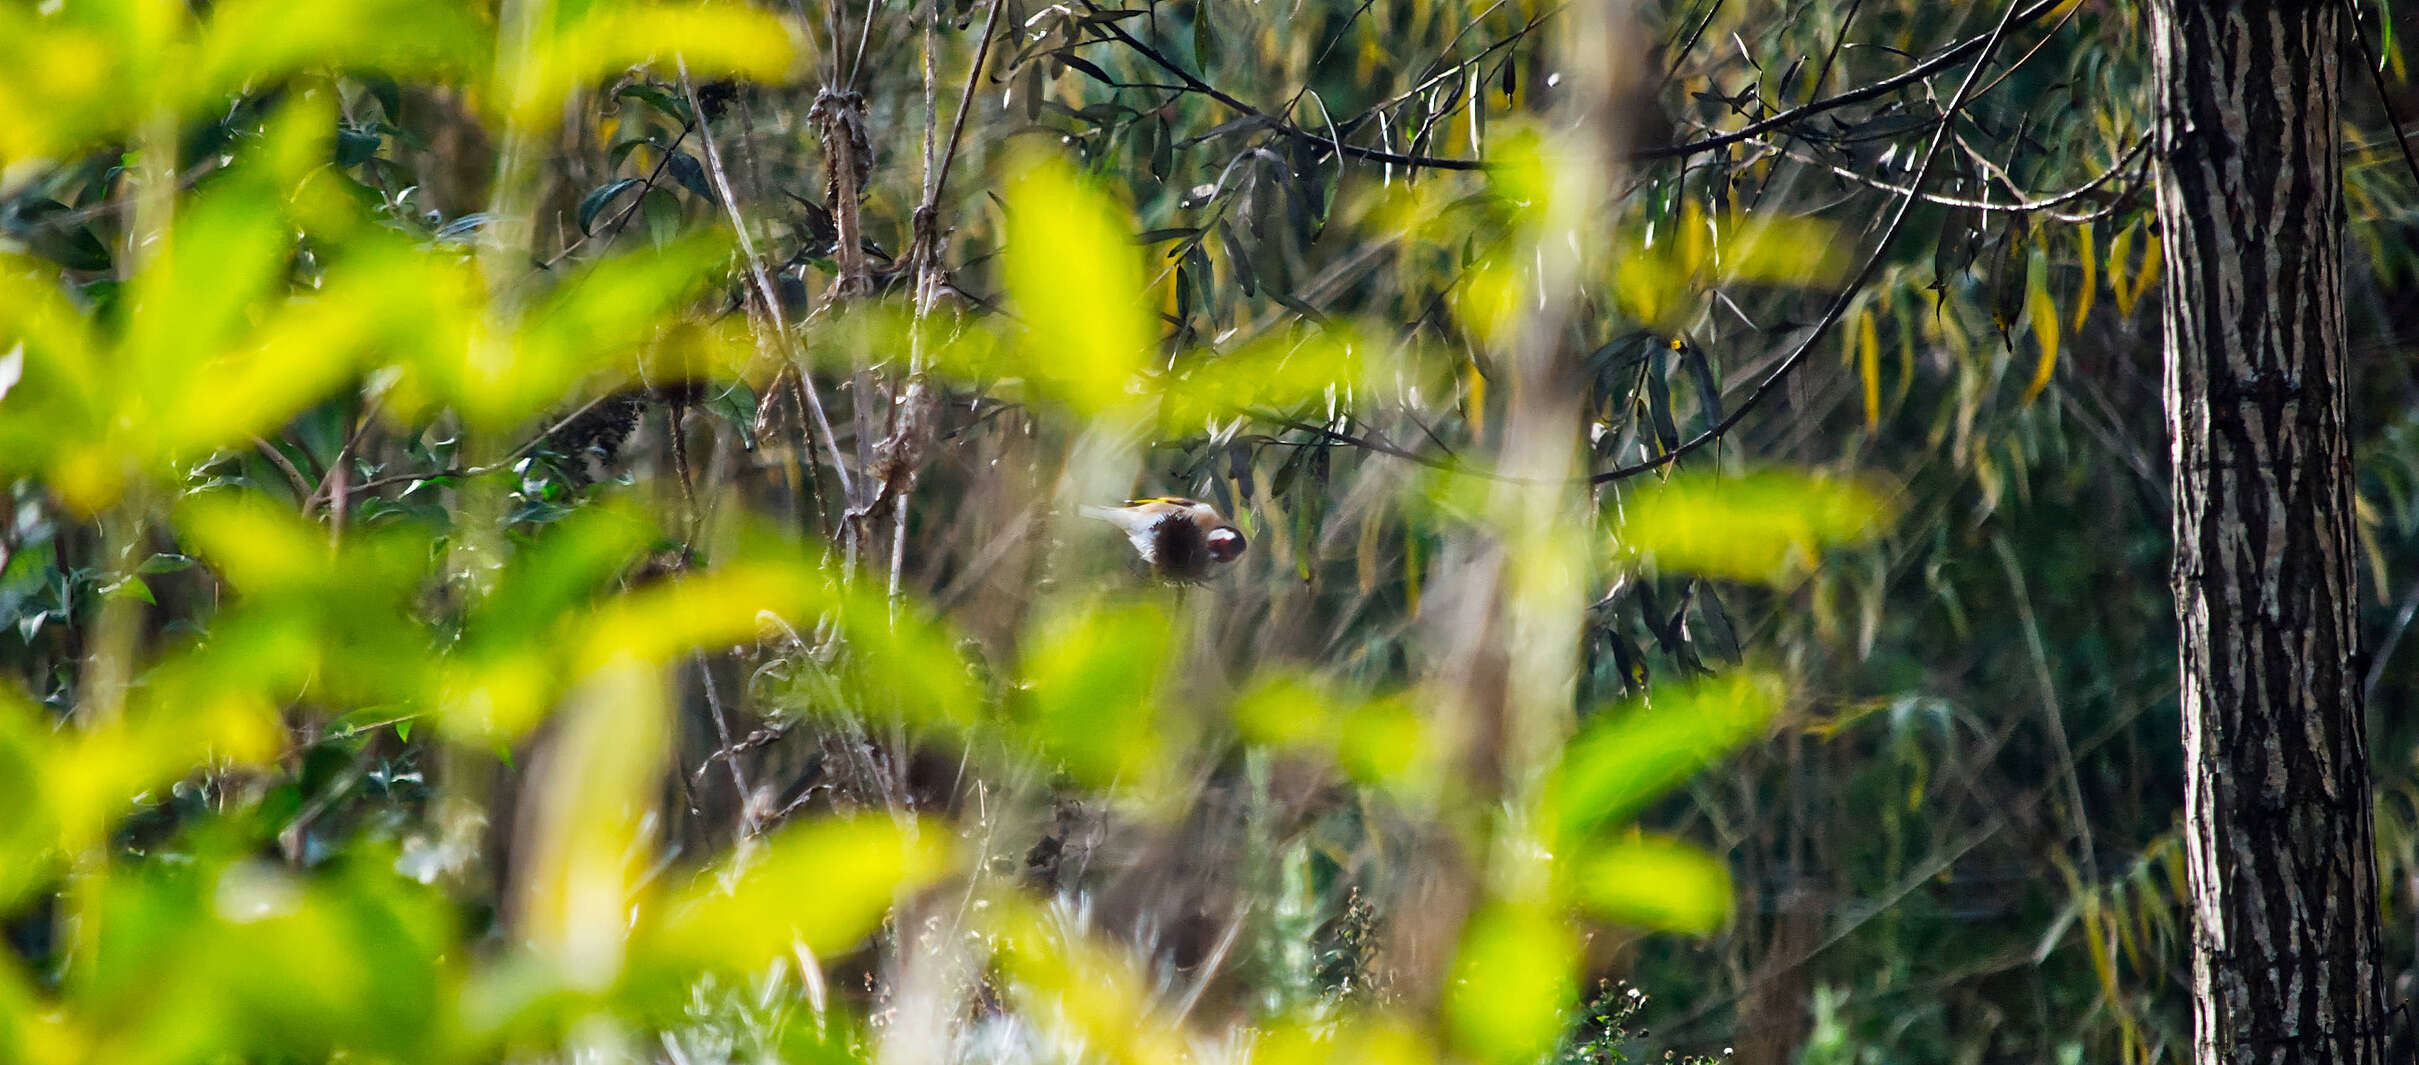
(2150, 1, 2387, 1062)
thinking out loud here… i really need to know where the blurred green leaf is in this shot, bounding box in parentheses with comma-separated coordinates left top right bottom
(638, 816, 952, 976)
(1444, 901, 1578, 1065)
(501, 2, 799, 129)
(515, 659, 668, 987)
(580, 557, 828, 672)
(1017, 598, 1170, 789)
(78, 854, 457, 1063)
(1568, 835, 1734, 933)
(1154, 327, 1379, 432)
(0, 698, 59, 911)
(467, 232, 737, 431)
(1235, 672, 1440, 798)
(1000, 153, 1153, 415)
(0, 0, 482, 162)
(1545, 672, 1781, 842)
(1617, 470, 1892, 583)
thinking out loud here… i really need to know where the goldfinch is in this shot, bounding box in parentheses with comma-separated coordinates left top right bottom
(1080, 497, 1247, 582)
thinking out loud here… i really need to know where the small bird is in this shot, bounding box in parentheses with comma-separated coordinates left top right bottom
(1080, 497, 1248, 583)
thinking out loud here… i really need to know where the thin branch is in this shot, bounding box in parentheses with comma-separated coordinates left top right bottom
(925, 0, 1010, 216)
(1631, 0, 2069, 162)
(679, 61, 858, 505)
(303, 396, 385, 516)
(695, 652, 760, 840)
(251, 436, 316, 500)
(1788, 133, 2150, 218)
(2368, 577, 2419, 705)
(1591, 0, 2035, 483)
(1083, 9, 1488, 171)
(534, 124, 693, 273)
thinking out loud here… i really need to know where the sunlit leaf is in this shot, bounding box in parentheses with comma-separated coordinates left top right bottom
(2022, 250, 2059, 405)
(1154, 328, 1377, 432)
(1256, 1016, 1436, 1065)
(1000, 153, 1153, 415)
(186, 0, 486, 110)
(42, 672, 283, 866)
(1015, 598, 1171, 789)
(0, 5, 165, 160)
(580, 558, 827, 672)
(0, 950, 70, 1065)
(639, 816, 952, 974)
(1568, 835, 1733, 932)
(821, 583, 983, 727)
(1711, 211, 1849, 288)
(1236, 672, 1441, 797)
(1855, 307, 1881, 429)
(456, 232, 736, 431)
(1545, 672, 1781, 841)
(1616, 469, 1892, 584)
(0, 698, 58, 911)
(1444, 901, 1578, 1065)
(502, 2, 799, 129)
(80, 855, 456, 1063)
(1615, 205, 1844, 332)
(2071, 222, 2097, 329)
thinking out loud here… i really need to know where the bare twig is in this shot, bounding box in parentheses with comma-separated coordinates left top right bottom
(1590, 0, 2036, 484)
(1083, 9, 1488, 171)
(695, 652, 760, 840)
(250, 436, 316, 500)
(1782, 133, 2150, 219)
(303, 396, 385, 516)
(678, 61, 859, 509)
(1631, 0, 2070, 161)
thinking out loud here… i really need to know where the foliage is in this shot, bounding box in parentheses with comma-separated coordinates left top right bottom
(0, 0, 2414, 1064)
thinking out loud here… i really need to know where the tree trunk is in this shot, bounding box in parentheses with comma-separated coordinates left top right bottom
(2151, 2, 2387, 1062)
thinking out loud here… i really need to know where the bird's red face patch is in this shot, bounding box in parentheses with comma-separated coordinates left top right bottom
(1206, 526, 1247, 563)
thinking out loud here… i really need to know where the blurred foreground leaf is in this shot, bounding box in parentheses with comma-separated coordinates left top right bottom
(638, 816, 953, 977)
(1445, 900, 1579, 1065)
(1000, 153, 1153, 415)
(1617, 470, 1892, 583)
(1546, 672, 1781, 842)
(1569, 835, 1734, 933)
(1016, 598, 1172, 790)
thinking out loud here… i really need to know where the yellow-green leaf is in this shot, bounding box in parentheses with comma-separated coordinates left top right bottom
(2023, 251, 2058, 405)
(1000, 152, 1153, 415)
(1617, 470, 1892, 584)
(1569, 836, 1734, 933)
(640, 816, 952, 973)
(502, 2, 799, 129)
(1855, 307, 1881, 429)
(1545, 672, 1781, 842)
(2071, 222, 2097, 330)
(1444, 901, 1578, 1065)
(1017, 598, 1171, 789)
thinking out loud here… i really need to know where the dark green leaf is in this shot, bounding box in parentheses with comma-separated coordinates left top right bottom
(666, 152, 716, 204)
(617, 83, 693, 124)
(578, 178, 647, 235)
(1680, 338, 1723, 428)
(334, 128, 382, 167)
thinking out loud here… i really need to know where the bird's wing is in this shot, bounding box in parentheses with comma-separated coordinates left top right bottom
(1079, 503, 1167, 558)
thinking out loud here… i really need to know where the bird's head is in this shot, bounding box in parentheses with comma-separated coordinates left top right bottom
(1206, 525, 1247, 564)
